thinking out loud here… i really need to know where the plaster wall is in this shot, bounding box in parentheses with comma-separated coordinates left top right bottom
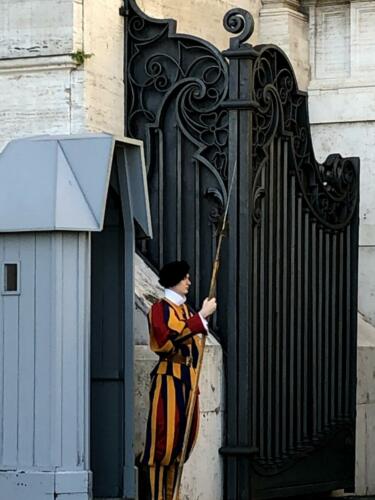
(139, 0, 262, 49)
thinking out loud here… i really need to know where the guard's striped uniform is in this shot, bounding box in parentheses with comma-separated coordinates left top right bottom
(141, 299, 205, 500)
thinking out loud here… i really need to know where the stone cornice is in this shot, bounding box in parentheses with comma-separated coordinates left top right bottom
(261, 0, 308, 19)
(0, 54, 79, 75)
(260, 7, 308, 21)
(302, 0, 349, 5)
(262, 0, 302, 9)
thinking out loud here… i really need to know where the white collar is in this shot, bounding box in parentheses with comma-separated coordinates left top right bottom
(164, 288, 186, 306)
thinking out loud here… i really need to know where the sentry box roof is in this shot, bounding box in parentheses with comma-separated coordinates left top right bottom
(0, 133, 152, 237)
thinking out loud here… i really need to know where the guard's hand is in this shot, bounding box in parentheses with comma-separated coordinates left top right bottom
(199, 297, 217, 318)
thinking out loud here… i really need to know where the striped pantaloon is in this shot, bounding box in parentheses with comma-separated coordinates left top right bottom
(141, 361, 199, 500)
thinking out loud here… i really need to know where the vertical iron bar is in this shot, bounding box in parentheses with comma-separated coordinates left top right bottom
(176, 128, 182, 260)
(311, 220, 317, 440)
(275, 137, 281, 462)
(267, 141, 274, 461)
(296, 194, 303, 448)
(350, 207, 360, 418)
(281, 142, 288, 458)
(324, 231, 330, 430)
(252, 222, 259, 447)
(288, 174, 296, 452)
(158, 130, 164, 268)
(303, 210, 309, 441)
(194, 160, 200, 307)
(259, 161, 266, 463)
(345, 225, 351, 417)
(331, 232, 337, 423)
(317, 227, 323, 436)
(337, 230, 344, 421)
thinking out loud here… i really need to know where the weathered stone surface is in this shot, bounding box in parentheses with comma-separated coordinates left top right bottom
(356, 402, 375, 495)
(0, 63, 85, 151)
(357, 317, 375, 413)
(356, 315, 375, 495)
(0, 0, 78, 59)
(138, 0, 263, 49)
(259, 0, 310, 89)
(134, 253, 163, 344)
(135, 253, 163, 315)
(82, 0, 124, 137)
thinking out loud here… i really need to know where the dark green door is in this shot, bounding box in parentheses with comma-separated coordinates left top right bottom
(90, 185, 125, 498)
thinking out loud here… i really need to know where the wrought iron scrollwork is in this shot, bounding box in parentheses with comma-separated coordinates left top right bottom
(222, 7, 359, 486)
(126, 0, 229, 184)
(223, 8, 254, 47)
(251, 46, 358, 229)
(125, 1, 359, 494)
(124, 0, 229, 310)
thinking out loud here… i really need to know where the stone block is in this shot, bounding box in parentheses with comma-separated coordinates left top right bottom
(0, 0, 76, 59)
(364, 403, 375, 494)
(356, 403, 375, 495)
(357, 345, 375, 405)
(0, 66, 80, 151)
(357, 319, 375, 405)
(181, 408, 223, 500)
(358, 247, 375, 326)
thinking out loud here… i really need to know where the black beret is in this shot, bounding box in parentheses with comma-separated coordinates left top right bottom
(159, 260, 190, 288)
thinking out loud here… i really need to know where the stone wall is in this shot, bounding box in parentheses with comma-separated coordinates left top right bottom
(306, 0, 375, 330)
(0, 0, 124, 151)
(0, 0, 85, 151)
(305, 0, 375, 494)
(258, 0, 310, 89)
(356, 314, 375, 496)
(138, 0, 262, 50)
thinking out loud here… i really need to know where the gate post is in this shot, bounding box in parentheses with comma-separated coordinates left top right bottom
(220, 9, 259, 499)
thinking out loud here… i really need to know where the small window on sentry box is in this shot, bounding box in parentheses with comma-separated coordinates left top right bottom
(3, 263, 20, 294)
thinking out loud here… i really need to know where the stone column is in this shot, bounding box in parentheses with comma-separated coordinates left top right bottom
(258, 0, 310, 89)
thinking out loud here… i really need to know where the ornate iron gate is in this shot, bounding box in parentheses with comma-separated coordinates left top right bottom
(123, 2, 360, 498)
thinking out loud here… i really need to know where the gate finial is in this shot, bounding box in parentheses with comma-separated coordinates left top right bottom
(223, 8, 254, 48)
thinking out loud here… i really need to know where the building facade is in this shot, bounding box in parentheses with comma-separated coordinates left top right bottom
(0, 0, 373, 498)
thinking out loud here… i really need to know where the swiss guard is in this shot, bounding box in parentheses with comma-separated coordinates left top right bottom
(141, 260, 217, 500)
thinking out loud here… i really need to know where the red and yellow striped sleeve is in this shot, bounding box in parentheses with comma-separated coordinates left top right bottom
(148, 301, 205, 354)
(167, 306, 205, 344)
